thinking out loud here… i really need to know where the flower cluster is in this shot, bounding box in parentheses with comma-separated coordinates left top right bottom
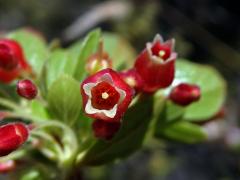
(0, 38, 36, 161)
(81, 34, 201, 140)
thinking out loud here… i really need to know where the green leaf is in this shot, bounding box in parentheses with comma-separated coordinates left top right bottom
(7, 29, 49, 74)
(154, 94, 185, 125)
(155, 121, 207, 144)
(154, 99, 206, 144)
(78, 95, 153, 166)
(102, 33, 137, 70)
(47, 75, 82, 124)
(163, 59, 227, 121)
(69, 29, 101, 81)
(45, 49, 75, 88)
(30, 100, 50, 120)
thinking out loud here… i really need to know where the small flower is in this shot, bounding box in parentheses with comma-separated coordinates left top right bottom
(92, 119, 121, 140)
(0, 123, 29, 157)
(0, 160, 15, 174)
(17, 79, 38, 100)
(169, 83, 201, 106)
(0, 39, 30, 83)
(85, 40, 112, 75)
(119, 68, 143, 93)
(134, 34, 177, 93)
(81, 68, 134, 122)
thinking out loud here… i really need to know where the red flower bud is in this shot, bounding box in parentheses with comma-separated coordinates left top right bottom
(86, 52, 112, 75)
(0, 39, 30, 83)
(0, 160, 15, 174)
(92, 119, 121, 140)
(0, 123, 29, 157)
(169, 83, 201, 106)
(81, 68, 134, 122)
(119, 68, 143, 93)
(86, 40, 112, 75)
(134, 34, 177, 93)
(17, 79, 38, 100)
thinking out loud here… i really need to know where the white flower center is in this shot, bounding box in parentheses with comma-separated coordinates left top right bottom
(101, 92, 109, 99)
(159, 50, 165, 57)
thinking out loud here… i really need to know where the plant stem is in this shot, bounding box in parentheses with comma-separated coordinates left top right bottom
(0, 97, 20, 110)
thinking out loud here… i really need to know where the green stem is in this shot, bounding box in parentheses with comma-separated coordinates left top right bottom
(33, 121, 79, 169)
(0, 97, 20, 110)
(0, 150, 26, 162)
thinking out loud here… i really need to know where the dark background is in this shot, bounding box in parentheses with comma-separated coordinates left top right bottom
(1, 0, 240, 179)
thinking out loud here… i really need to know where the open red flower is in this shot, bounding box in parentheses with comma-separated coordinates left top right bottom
(81, 68, 134, 122)
(0, 39, 30, 83)
(134, 34, 177, 93)
(0, 123, 29, 157)
(92, 119, 121, 140)
(169, 83, 201, 106)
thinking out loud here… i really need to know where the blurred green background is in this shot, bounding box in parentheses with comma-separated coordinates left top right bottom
(1, 0, 240, 179)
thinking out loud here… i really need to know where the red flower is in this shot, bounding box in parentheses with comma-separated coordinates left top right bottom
(81, 68, 134, 122)
(92, 119, 121, 140)
(0, 123, 29, 157)
(169, 83, 201, 106)
(119, 68, 144, 93)
(134, 34, 177, 93)
(17, 79, 38, 100)
(0, 39, 30, 83)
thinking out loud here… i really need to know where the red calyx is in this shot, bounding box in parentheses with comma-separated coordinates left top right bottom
(0, 123, 29, 157)
(92, 119, 121, 140)
(169, 83, 201, 106)
(17, 79, 38, 100)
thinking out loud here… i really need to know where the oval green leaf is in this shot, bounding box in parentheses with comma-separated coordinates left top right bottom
(47, 75, 82, 124)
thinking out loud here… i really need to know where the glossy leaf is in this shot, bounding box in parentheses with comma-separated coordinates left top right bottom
(7, 29, 48, 74)
(45, 49, 75, 88)
(155, 121, 207, 144)
(154, 100, 206, 143)
(69, 29, 101, 81)
(78, 95, 153, 166)
(47, 75, 82, 124)
(30, 100, 50, 120)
